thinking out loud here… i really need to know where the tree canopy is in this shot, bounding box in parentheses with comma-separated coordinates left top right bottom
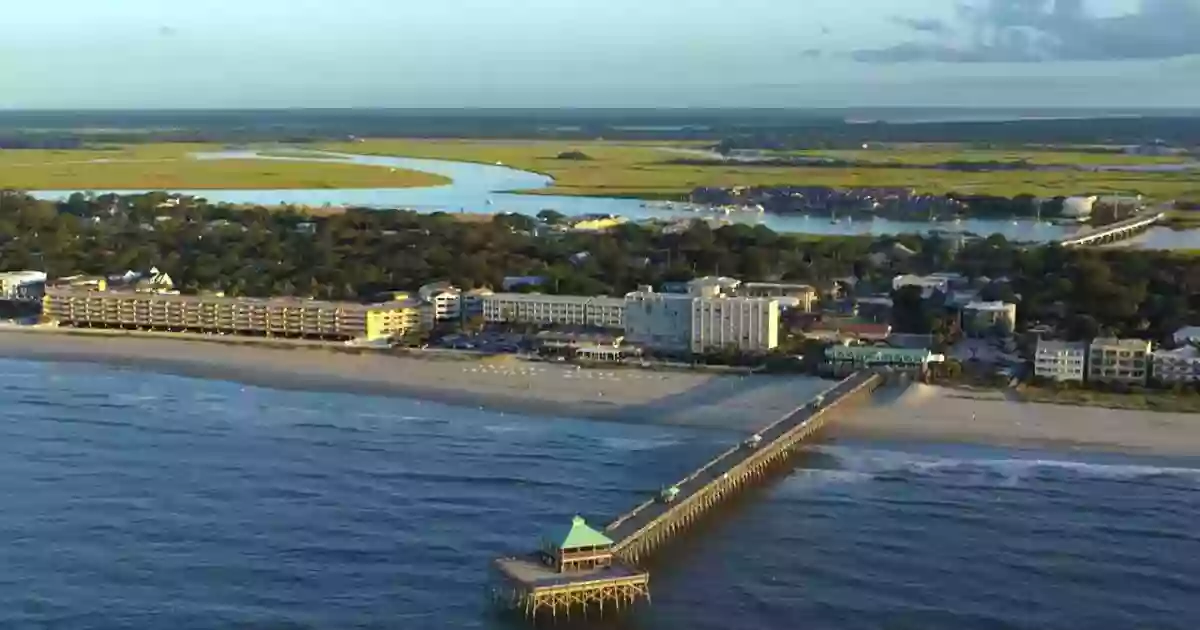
(1, 190, 1197, 342)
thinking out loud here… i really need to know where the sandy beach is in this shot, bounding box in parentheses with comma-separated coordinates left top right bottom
(836, 383, 1200, 456)
(0, 329, 816, 430)
(3, 329, 1199, 456)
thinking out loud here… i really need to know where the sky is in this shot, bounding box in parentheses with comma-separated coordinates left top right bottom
(3, 0, 1200, 109)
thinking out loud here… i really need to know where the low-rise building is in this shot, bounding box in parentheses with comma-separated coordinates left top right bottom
(1034, 340, 1087, 383)
(1172, 326, 1200, 347)
(686, 276, 742, 298)
(42, 288, 416, 342)
(741, 282, 818, 312)
(804, 319, 892, 343)
(1151, 346, 1200, 385)
(825, 345, 940, 371)
(961, 301, 1017, 337)
(892, 274, 950, 298)
(481, 293, 625, 329)
(1087, 338, 1151, 385)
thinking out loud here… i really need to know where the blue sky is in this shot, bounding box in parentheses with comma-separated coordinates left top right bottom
(2, 0, 1198, 108)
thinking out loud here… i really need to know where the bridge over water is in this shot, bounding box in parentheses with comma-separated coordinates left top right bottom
(1059, 209, 1165, 247)
(493, 370, 887, 618)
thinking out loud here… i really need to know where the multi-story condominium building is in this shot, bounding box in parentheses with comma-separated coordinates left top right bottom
(418, 282, 463, 323)
(961, 301, 1017, 337)
(1034, 340, 1087, 383)
(0, 270, 47, 302)
(624, 288, 779, 354)
(480, 293, 626, 329)
(1151, 346, 1200, 385)
(42, 288, 419, 342)
(1087, 338, 1151, 385)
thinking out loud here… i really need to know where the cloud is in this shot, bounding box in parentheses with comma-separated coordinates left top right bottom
(157, 26, 179, 37)
(857, 0, 1200, 63)
(801, 48, 824, 59)
(891, 16, 951, 34)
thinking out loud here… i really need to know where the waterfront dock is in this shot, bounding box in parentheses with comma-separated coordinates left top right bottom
(492, 370, 885, 619)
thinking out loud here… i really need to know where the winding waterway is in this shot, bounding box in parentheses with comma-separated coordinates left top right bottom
(31, 150, 1200, 247)
(2, 358, 1198, 629)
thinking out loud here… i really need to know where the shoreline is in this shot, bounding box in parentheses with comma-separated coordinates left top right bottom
(2, 329, 1199, 456)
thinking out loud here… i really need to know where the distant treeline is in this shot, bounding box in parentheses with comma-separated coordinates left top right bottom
(1, 109, 1200, 146)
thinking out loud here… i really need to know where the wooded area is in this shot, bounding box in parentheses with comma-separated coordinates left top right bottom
(1, 190, 1197, 344)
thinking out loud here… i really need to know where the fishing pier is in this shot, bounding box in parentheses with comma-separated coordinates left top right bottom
(492, 370, 884, 619)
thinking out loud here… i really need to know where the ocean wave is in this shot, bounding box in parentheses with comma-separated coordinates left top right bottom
(807, 445, 1200, 485)
(597, 436, 682, 452)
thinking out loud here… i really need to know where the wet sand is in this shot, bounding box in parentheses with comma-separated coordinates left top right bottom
(0, 329, 815, 430)
(3, 329, 1199, 455)
(834, 383, 1200, 456)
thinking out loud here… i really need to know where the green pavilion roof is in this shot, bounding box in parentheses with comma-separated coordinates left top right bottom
(548, 515, 614, 550)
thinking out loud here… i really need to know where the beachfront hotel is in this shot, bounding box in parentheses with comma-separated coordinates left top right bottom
(42, 287, 420, 342)
(481, 293, 626, 330)
(624, 287, 780, 354)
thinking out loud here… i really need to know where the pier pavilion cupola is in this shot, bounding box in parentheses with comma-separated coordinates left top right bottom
(541, 515, 615, 573)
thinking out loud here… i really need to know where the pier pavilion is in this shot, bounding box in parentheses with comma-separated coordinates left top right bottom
(493, 516, 650, 619)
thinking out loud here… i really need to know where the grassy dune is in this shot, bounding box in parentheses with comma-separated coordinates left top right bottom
(0, 144, 450, 190)
(318, 139, 1200, 201)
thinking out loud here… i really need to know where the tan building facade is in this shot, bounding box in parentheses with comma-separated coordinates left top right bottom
(42, 288, 418, 342)
(1087, 337, 1151, 385)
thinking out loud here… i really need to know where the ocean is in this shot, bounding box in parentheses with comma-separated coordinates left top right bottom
(1, 358, 1197, 629)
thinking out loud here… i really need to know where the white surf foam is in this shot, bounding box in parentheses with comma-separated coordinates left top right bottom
(809, 445, 1200, 484)
(598, 436, 682, 452)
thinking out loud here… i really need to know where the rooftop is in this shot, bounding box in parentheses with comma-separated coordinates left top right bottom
(1036, 339, 1087, 352)
(0, 270, 47, 282)
(1173, 326, 1200, 342)
(546, 515, 614, 551)
(826, 345, 931, 360)
(46, 286, 409, 312)
(486, 293, 625, 306)
(1155, 346, 1200, 360)
(964, 301, 1015, 312)
(1091, 337, 1152, 350)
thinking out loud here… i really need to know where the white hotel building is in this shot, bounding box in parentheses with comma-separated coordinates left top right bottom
(624, 288, 779, 354)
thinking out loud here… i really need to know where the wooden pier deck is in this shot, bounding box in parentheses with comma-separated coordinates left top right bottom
(603, 370, 882, 563)
(492, 370, 885, 619)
